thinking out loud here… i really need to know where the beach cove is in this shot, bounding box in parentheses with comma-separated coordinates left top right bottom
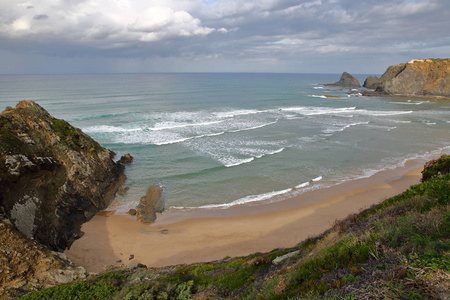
(66, 156, 435, 272)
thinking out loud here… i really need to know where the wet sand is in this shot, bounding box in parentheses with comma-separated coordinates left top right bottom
(66, 160, 424, 273)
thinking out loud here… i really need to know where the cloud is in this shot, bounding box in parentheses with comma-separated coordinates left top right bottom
(33, 14, 48, 20)
(0, 0, 219, 46)
(0, 0, 449, 73)
(129, 6, 215, 42)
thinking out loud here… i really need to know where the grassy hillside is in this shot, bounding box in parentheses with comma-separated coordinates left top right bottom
(21, 156, 450, 299)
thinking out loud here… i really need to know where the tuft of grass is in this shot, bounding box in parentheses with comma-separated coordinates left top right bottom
(20, 281, 120, 300)
(51, 118, 103, 152)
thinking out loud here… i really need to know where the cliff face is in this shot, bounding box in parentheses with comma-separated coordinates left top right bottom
(0, 101, 125, 251)
(374, 58, 450, 97)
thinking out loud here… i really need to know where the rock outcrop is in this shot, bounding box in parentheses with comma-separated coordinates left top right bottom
(118, 153, 133, 164)
(0, 101, 125, 251)
(0, 216, 87, 299)
(365, 58, 450, 97)
(325, 72, 361, 88)
(136, 185, 164, 223)
(363, 76, 382, 89)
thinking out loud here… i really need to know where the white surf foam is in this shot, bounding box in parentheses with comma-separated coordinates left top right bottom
(228, 120, 278, 133)
(197, 188, 293, 209)
(83, 125, 141, 133)
(153, 136, 195, 145)
(312, 176, 323, 182)
(392, 120, 412, 124)
(295, 182, 310, 189)
(149, 120, 223, 131)
(322, 121, 370, 133)
(394, 100, 429, 105)
(360, 110, 413, 116)
(214, 109, 260, 118)
(223, 157, 255, 167)
(281, 106, 356, 116)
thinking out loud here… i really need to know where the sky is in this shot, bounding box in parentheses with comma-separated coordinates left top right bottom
(0, 0, 449, 74)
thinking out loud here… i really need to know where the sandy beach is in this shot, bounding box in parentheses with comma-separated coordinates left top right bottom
(66, 159, 425, 273)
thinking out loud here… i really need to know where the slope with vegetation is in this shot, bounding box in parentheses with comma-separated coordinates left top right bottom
(21, 155, 450, 299)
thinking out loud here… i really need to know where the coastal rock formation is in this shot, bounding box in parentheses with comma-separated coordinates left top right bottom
(366, 58, 450, 97)
(0, 216, 87, 299)
(0, 101, 125, 251)
(118, 153, 133, 164)
(325, 72, 361, 88)
(363, 76, 382, 89)
(136, 185, 164, 223)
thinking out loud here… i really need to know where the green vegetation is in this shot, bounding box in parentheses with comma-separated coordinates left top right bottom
(20, 281, 120, 300)
(51, 118, 103, 152)
(21, 155, 450, 299)
(421, 154, 450, 181)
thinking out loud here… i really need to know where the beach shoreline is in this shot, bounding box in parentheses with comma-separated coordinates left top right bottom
(65, 155, 439, 273)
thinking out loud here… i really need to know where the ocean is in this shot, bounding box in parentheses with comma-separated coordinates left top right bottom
(1, 73, 449, 212)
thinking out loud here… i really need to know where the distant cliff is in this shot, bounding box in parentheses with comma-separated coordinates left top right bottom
(0, 101, 125, 251)
(364, 58, 450, 98)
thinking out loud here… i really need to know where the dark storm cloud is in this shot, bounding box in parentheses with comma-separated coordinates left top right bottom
(33, 14, 49, 20)
(0, 0, 449, 73)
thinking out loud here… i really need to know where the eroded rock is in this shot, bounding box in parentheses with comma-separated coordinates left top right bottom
(367, 58, 450, 97)
(136, 185, 164, 223)
(363, 76, 382, 89)
(118, 153, 134, 164)
(325, 72, 361, 88)
(0, 101, 126, 251)
(0, 215, 88, 299)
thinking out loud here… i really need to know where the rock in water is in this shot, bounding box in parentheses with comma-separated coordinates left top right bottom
(0, 101, 126, 251)
(118, 153, 133, 164)
(363, 76, 382, 89)
(325, 72, 361, 88)
(136, 185, 164, 223)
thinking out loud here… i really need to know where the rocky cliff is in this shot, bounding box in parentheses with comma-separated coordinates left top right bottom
(364, 58, 450, 97)
(0, 101, 125, 252)
(0, 216, 88, 299)
(325, 72, 361, 88)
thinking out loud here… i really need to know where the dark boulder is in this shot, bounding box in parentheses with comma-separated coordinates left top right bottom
(119, 153, 134, 164)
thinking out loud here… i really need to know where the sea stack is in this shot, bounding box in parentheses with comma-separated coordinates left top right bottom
(363, 76, 382, 89)
(0, 101, 126, 251)
(325, 72, 361, 88)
